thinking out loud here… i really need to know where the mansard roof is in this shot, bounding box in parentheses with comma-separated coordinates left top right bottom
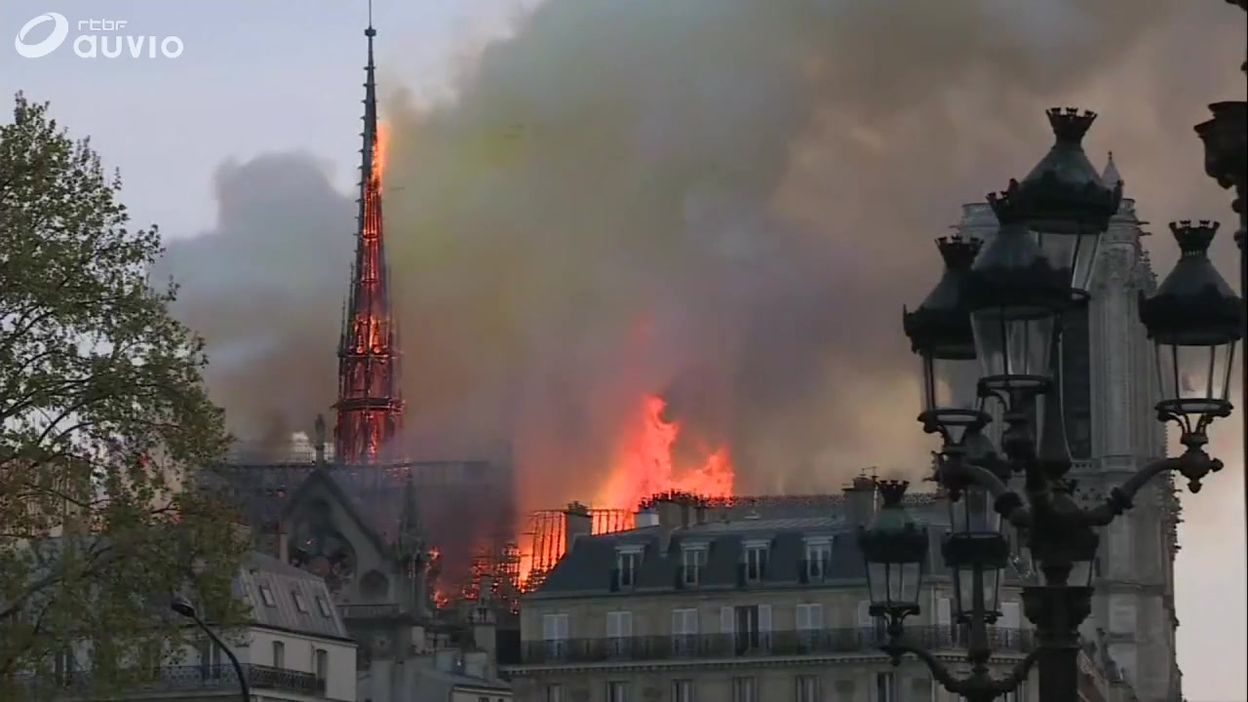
(530, 498, 949, 599)
(239, 551, 353, 641)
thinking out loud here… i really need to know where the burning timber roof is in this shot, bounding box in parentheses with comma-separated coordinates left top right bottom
(529, 498, 951, 599)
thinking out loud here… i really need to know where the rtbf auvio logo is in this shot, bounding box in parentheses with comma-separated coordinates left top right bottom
(14, 12, 69, 58)
(14, 12, 184, 59)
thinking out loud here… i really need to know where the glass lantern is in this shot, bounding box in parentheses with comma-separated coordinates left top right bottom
(1007, 107, 1121, 295)
(966, 193, 1069, 396)
(1140, 221, 1244, 437)
(859, 480, 927, 627)
(904, 236, 987, 445)
(943, 486, 1008, 623)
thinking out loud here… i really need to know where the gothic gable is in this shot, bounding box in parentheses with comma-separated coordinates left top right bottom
(280, 469, 390, 597)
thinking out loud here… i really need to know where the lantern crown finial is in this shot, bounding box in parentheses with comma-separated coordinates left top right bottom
(1005, 108, 1121, 234)
(877, 479, 909, 507)
(986, 188, 1026, 225)
(1169, 220, 1219, 256)
(1046, 107, 1098, 144)
(935, 235, 981, 270)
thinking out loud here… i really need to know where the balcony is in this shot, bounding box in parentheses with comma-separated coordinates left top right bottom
(19, 664, 326, 698)
(516, 626, 1035, 665)
(338, 602, 402, 619)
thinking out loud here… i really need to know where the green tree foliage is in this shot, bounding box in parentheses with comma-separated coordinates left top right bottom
(0, 94, 248, 697)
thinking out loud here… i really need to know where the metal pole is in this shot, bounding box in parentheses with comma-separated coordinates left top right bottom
(1023, 585, 1093, 701)
(191, 613, 250, 702)
(1237, 185, 1246, 579)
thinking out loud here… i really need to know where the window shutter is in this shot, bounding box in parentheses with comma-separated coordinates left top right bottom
(937, 597, 952, 627)
(1002, 602, 1021, 629)
(796, 605, 809, 631)
(758, 604, 772, 633)
(676, 609, 698, 635)
(809, 603, 823, 630)
(720, 606, 735, 635)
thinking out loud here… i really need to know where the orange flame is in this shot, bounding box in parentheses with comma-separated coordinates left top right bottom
(375, 121, 390, 181)
(595, 394, 734, 510)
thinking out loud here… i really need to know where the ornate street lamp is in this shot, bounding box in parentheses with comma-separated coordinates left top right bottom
(885, 8, 1246, 701)
(859, 480, 927, 637)
(1005, 107, 1123, 295)
(929, 219, 1241, 700)
(904, 236, 987, 446)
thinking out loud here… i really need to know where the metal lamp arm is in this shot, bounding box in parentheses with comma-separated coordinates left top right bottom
(996, 648, 1043, 692)
(943, 460, 1033, 528)
(881, 640, 1041, 699)
(880, 640, 965, 692)
(1085, 449, 1221, 527)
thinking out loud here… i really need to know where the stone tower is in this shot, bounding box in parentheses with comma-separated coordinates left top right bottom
(1073, 153, 1181, 702)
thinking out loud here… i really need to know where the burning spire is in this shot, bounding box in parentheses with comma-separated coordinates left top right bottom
(334, 15, 403, 464)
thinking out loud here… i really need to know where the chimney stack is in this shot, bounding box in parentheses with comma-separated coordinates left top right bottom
(635, 507, 660, 528)
(644, 491, 702, 530)
(563, 502, 592, 554)
(843, 473, 878, 527)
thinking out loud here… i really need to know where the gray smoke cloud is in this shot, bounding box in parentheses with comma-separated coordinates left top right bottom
(163, 0, 1243, 510)
(160, 5, 1246, 693)
(159, 153, 352, 452)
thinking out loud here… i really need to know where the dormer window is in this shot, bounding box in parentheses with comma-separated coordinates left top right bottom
(805, 538, 832, 581)
(744, 541, 769, 583)
(616, 546, 643, 589)
(682, 544, 708, 586)
(292, 590, 309, 613)
(316, 595, 333, 618)
(258, 583, 276, 607)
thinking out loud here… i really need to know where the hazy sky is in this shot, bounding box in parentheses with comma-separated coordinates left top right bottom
(2, 2, 1244, 700)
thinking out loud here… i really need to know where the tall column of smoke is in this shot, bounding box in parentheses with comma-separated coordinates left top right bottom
(161, 0, 1243, 516)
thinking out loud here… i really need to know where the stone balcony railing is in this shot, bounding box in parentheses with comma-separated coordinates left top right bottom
(17, 663, 325, 699)
(514, 626, 1034, 666)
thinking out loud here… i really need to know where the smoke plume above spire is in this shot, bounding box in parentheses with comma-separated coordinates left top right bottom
(162, 0, 1241, 505)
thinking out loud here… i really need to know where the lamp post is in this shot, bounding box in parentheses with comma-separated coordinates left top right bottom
(171, 596, 250, 702)
(861, 480, 1039, 702)
(1193, 3, 1247, 555)
(877, 104, 1244, 700)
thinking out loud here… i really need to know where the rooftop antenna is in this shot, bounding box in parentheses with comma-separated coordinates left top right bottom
(367, 0, 374, 30)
